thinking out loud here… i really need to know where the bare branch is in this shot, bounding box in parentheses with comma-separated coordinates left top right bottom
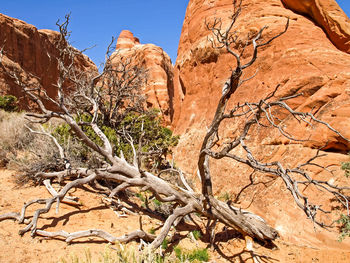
(25, 124, 65, 159)
(42, 179, 79, 206)
(36, 229, 155, 244)
(151, 204, 195, 248)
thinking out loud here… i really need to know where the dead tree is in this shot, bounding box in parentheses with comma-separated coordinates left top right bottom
(1, 0, 349, 257)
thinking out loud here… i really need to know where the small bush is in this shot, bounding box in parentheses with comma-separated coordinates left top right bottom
(341, 161, 350, 178)
(162, 238, 169, 250)
(218, 191, 233, 202)
(116, 109, 179, 170)
(0, 111, 88, 182)
(191, 230, 202, 240)
(52, 109, 179, 172)
(0, 112, 67, 183)
(149, 227, 156, 235)
(337, 214, 350, 241)
(174, 247, 209, 262)
(187, 249, 209, 262)
(0, 95, 18, 112)
(51, 118, 105, 169)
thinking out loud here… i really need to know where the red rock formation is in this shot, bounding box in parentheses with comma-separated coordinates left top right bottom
(282, 0, 350, 53)
(173, 0, 350, 149)
(112, 30, 174, 123)
(116, 30, 140, 49)
(0, 13, 97, 110)
(172, 0, 350, 248)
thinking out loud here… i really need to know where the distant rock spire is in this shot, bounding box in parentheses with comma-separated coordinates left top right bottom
(116, 30, 140, 49)
(112, 30, 174, 124)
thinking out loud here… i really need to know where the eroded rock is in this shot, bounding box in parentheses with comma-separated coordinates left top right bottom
(0, 13, 97, 110)
(172, 0, 350, 151)
(171, 0, 350, 248)
(282, 0, 350, 53)
(112, 30, 174, 123)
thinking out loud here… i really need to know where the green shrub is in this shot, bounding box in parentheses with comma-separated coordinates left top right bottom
(52, 109, 179, 171)
(191, 230, 202, 240)
(337, 214, 350, 241)
(341, 161, 350, 178)
(218, 191, 233, 202)
(51, 115, 108, 169)
(174, 247, 182, 259)
(162, 238, 169, 250)
(174, 247, 209, 262)
(117, 109, 179, 169)
(149, 227, 156, 235)
(1, 107, 179, 180)
(187, 249, 209, 262)
(0, 95, 18, 112)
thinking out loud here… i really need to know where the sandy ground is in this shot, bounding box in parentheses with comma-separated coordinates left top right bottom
(1, 169, 350, 263)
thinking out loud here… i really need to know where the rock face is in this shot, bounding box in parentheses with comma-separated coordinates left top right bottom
(116, 30, 140, 49)
(172, 0, 350, 248)
(172, 0, 350, 150)
(0, 13, 97, 110)
(282, 0, 350, 53)
(112, 30, 174, 123)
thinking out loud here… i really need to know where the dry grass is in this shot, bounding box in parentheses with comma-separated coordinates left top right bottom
(0, 110, 105, 183)
(0, 110, 59, 183)
(57, 244, 206, 263)
(0, 110, 35, 153)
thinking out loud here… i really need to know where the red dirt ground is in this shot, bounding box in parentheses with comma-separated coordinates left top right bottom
(1, 169, 350, 263)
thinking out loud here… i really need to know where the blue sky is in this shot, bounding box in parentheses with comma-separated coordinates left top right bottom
(1, 0, 189, 67)
(1, 0, 349, 67)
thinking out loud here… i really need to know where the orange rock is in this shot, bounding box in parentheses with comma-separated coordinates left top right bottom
(112, 30, 174, 123)
(171, 0, 350, 248)
(282, 0, 350, 53)
(172, 0, 350, 151)
(0, 13, 97, 110)
(116, 30, 140, 49)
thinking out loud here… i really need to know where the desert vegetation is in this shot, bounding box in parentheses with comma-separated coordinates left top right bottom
(0, 1, 350, 262)
(56, 245, 208, 263)
(0, 94, 17, 112)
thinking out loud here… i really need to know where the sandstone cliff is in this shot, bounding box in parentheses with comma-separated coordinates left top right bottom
(172, 0, 350, 248)
(112, 30, 174, 123)
(282, 0, 350, 53)
(0, 13, 97, 110)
